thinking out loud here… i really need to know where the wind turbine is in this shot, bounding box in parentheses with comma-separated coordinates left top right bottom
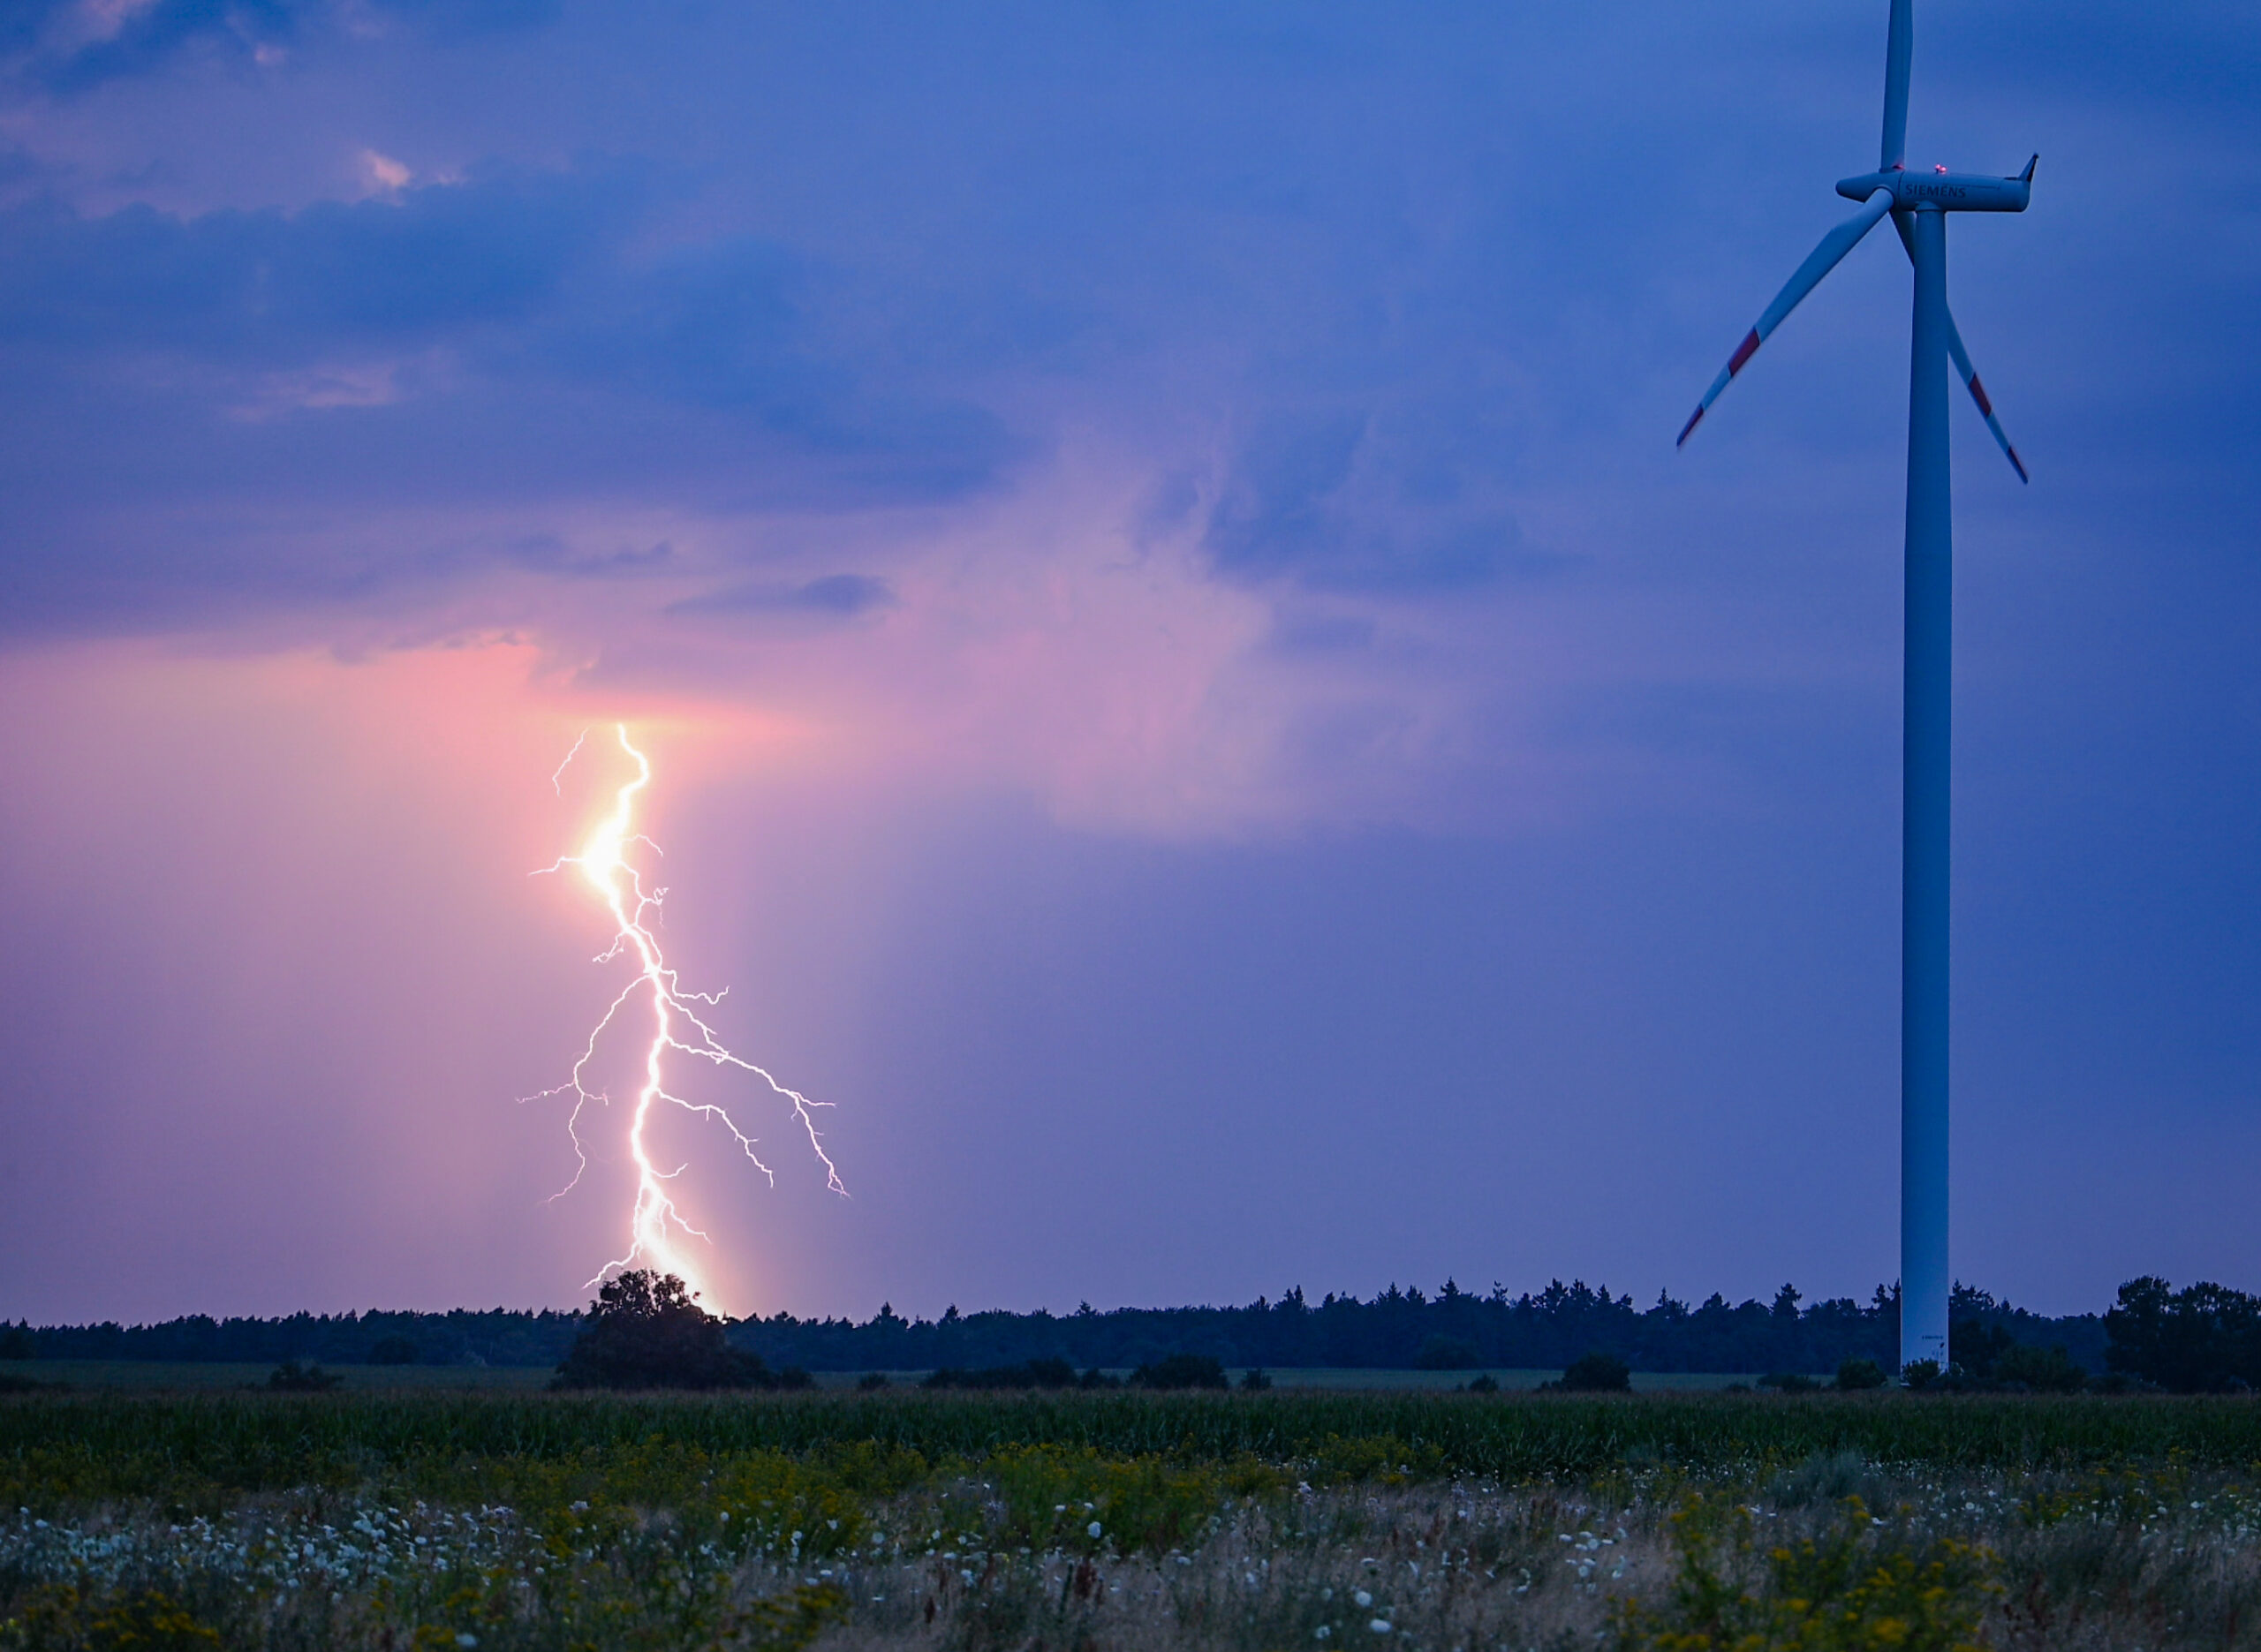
(1675, 0, 2032, 1374)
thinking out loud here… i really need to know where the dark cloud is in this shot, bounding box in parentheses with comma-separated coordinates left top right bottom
(0, 0, 2255, 626)
(4, 0, 560, 94)
(0, 162, 1014, 624)
(1202, 411, 1534, 592)
(0, 164, 632, 358)
(667, 574, 896, 621)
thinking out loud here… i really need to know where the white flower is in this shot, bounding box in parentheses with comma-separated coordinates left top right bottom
(1354, 1589, 1372, 1608)
(1314, 1628, 1331, 1641)
(1368, 1619, 1393, 1633)
(1087, 1521, 1103, 1540)
(456, 1636, 479, 1648)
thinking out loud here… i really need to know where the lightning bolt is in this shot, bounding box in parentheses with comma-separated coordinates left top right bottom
(527, 724, 843, 1309)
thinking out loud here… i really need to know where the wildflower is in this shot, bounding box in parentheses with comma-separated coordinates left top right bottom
(1315, 1628, 1332, 1641)
(1354, 1589, 1372, 1608)
(1369, 1619, 1393, 1633)
(1088, 1521, 1103, 1539)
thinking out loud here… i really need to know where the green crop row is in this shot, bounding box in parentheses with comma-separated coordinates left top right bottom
(4, 1388, 2259, 1513)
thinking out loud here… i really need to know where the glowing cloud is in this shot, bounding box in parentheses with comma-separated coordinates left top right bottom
(533, 723, 843, 1309)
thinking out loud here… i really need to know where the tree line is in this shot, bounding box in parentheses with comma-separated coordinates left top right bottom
(722, 1280, 2114, 1378)
(0, 1278, 2113, 1376)
(1, 1308, 584, 1369)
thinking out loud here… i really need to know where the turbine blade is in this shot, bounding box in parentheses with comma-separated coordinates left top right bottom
(1943, 313, 2028, 482)
(1677, 189, 1894, 447)
(1892, 212, 2029, 482)
(1881, 0, 1913, 170)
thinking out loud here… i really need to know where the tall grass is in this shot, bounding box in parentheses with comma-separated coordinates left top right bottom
(4, 1389, 2257, 1507)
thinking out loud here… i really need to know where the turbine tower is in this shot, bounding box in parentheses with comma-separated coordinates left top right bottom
(1675, 0, 2032, 1374)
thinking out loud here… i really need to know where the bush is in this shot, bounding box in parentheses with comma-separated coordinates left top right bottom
(1758, 1372, 1821, 1393)
(265, 1361, 340, 1392)
(1900, 1359, 1940, 1390)
(856, 1371, 890, 1391)
(1413, 1334, 1483, 1370)
(1463, 1373, 1500, 1393)
(1078, 1367, 1120, 1389)
(1993, 1341, 2087, 1393)
(552, 1270, 778, 1391)
(1834, 1357, 1887, 1391)
(1951, 1316, 2015, 1379)
(1130, 1354, 1229, 1391)
(1544, 1351, 1630, 1392)
(1615, 1494, 1997, 1650)
(1238, 1367, 1273, 1392)
(366, 1334, 418, 1366)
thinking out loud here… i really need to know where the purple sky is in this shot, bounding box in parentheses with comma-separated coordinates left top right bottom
(0, 0, 2254, 1324)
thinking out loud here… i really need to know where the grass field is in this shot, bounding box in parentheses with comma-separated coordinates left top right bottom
(11, 1361, 559, 1392)
(4, 1386, 2257, 1649)
(6, 1362, 1766, 1393)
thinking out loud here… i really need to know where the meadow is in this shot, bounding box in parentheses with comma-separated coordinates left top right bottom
(4, 1385, 2259, 1649)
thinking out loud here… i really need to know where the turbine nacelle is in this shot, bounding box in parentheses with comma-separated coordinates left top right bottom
(1836, 156, 2037, 212)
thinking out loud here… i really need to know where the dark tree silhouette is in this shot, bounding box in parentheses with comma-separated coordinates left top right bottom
(553, 1271, 778, 1391)
(2106, 1277, 2261, 1393)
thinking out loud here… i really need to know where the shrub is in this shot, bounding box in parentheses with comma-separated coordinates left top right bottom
(552, 1270, 777, 1391)
(856, 1371, 890, 1391)
(1413, 1334, 1483, 1370)
(9, 1585, 224, 1651)
(1463, 1373, 1500, 1393)
(366, 1334, 418, 1366)
(1130, 1354, 1229, 1390)
(1834, 1357, 1887, 1391)
(1900, 1358, 1940, 1390)
(1993, 1341, 2087, 1393)
(1238, 1367, 1273, 1391)
(265, 1361, 340, 1392)
(1078, 1367, 1120, 1389)
(1615, 1494, 1998, 1650)
(1950, 1316, 2015, 1380)
(1758, 1371, 1821, 1393)
(1545, 1351, 1630, 1392)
